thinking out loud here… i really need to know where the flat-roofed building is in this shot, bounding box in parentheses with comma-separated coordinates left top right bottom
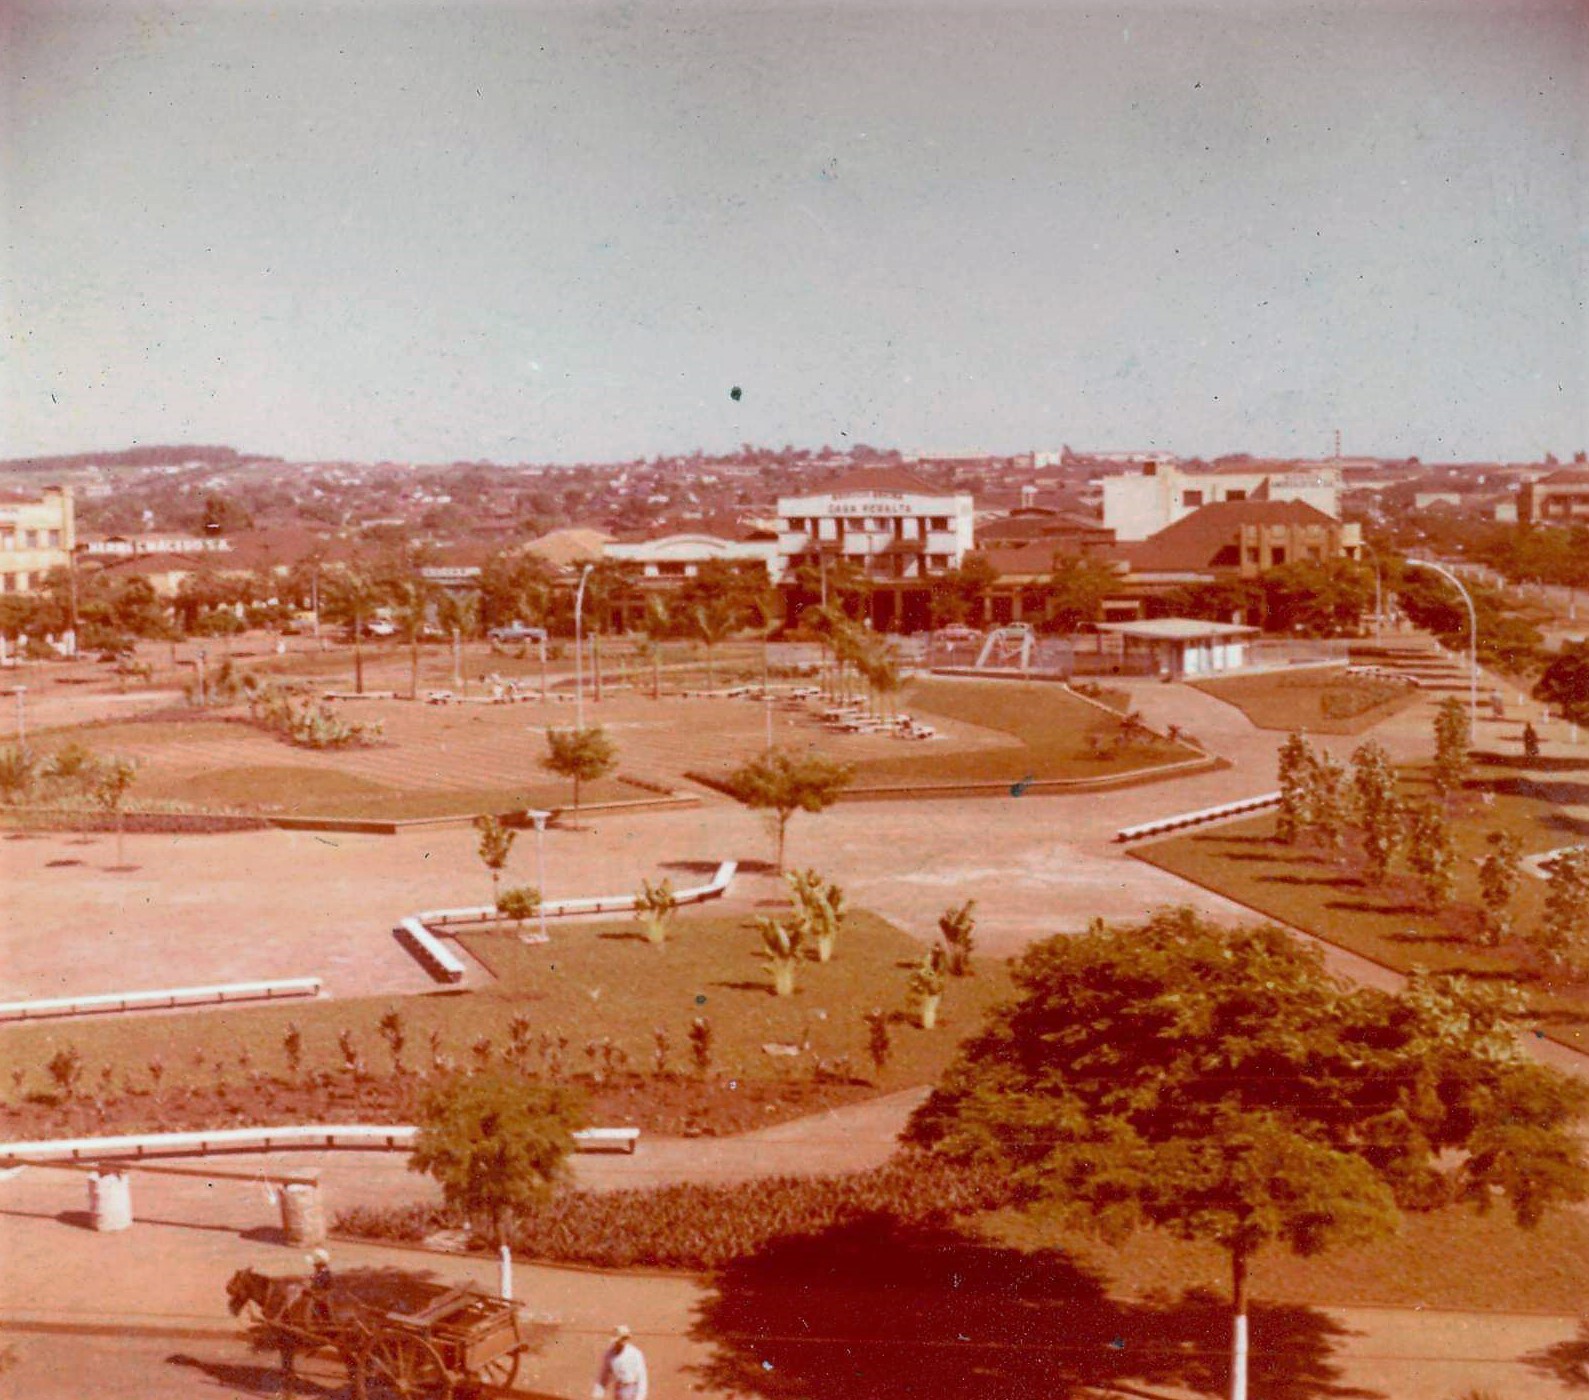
(1102, 459, 1343, 541)
(0, 486, 74, 595)
(1519, 470, 1589, 525)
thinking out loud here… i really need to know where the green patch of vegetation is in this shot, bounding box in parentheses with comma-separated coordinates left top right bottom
(855, 678, 1197, 784)
(0, 911, 1010, 1104)
(980, 1198, 1589, 1315)
(1192, 667, 1422, 735)
(1136, 766, 1589, 1047)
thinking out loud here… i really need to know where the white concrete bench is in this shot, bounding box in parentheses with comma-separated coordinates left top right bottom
(394, 918, 467, 984)
(0, 978, 322, 1023)
(1116, 791, 1282, 844)
(0, 1122, 640, 1166)
(571, 1127, 640, 1154)
(415, 860, 737, 929)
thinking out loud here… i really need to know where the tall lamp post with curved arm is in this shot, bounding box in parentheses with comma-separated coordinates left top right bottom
(1407, 558, 1478, 731)
(573, 563, 594, 730)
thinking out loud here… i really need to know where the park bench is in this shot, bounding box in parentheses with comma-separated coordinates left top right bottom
(0, 977, 321, 1023)
(571, 1127, 641, 1154)
(1114, 791, 1282, 844)
(394, 918, 467, 984)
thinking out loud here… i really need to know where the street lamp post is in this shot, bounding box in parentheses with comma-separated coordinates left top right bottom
(1358, 542, 1384, 639)
(527, 809, 551, 943)
(1408, 558, 1478, 731)
(13, 686, 25, 754)
(573, 564, 593, 730)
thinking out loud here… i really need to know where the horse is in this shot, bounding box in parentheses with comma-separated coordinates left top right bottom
(225, 1266, 354, 1398)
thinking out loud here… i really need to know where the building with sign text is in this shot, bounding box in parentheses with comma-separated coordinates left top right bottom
(776, 468, 974, 632)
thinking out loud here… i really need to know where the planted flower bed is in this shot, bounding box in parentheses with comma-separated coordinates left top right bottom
(335, 1155, 1009, 1271)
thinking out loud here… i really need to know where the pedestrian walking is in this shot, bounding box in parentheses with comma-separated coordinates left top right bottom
(593, 1324, 648, 1400)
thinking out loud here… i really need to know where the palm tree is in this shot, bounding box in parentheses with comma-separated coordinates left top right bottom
(321, 563, 386, 695)
(691, 596, 739, 691)
(386, 566, 437, 700)
(744, 584, 784, 694)
(640, 594, 672, 699)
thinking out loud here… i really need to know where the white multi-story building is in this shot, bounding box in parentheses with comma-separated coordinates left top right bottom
(1102, 460, 1342, 541)
(0, 486, 74, 595)
(776, 468, 975, 631)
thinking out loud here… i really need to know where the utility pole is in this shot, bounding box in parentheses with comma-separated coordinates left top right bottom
(573, 564, 593, 730)
(1409, 559, 1478, 731)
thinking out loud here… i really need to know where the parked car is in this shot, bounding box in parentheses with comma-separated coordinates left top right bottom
(488, 623, 547, 645)
(364, 618, 398, 638)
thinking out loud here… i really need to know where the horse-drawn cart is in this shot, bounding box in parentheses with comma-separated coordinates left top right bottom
(227, 1265, 534, 1397)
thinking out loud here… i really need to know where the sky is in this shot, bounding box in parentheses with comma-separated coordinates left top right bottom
(2, 0, 1585, 465)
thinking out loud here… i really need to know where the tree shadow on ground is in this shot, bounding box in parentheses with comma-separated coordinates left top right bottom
(1476, 752, 1589, 774)
(661, 859, 727, 876)
(689, 1216, 1378, 1400)
(1524, 1318, 1589, 1390)
(1324, 899, 1425, 918)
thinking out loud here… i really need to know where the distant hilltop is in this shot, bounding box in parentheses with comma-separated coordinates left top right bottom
(0, 444, 279, 473)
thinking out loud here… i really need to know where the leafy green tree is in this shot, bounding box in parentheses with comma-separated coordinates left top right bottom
(384, 565, 437, 701)
(906, 910, 1589, 1400)
(1351, 739, 1403, 883)
(1275, 732, 1314, 845)
(497, 885, 541, 934)
(1477, 832, 1523, 946)
(723, 747, 854, 872)
(0, 746, 39, 803)
(1534, 640, 1589, 724)
(92, 756, 139, 867)
(1261, 559, 1374, 636)
(1305, 750, 1349, 857)
(1536, 846, 1589, 972)
(1432, 696, 1472, 798)
(473, 815, 516, 903)
(409, 1070, 585, 1247)
(1406, 800, 1456, 911)
(1040, 554, 1116, 634)
(541, 726, 617, 812)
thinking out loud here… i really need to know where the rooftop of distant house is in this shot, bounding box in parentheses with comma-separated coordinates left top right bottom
(1123, 499, 1340, 574)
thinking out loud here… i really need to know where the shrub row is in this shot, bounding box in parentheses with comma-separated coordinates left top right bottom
(335, 1155, 1008, 1271)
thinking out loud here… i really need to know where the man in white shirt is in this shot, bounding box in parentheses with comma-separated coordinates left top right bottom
(593, 1324, 648, 1400)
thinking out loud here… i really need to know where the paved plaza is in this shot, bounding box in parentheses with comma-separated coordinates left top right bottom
(4, 669, 1587, 1396)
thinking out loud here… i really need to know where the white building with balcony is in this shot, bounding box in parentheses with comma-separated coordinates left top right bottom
(1102, 459, 1343, 541)
(776, 468, 975, 632)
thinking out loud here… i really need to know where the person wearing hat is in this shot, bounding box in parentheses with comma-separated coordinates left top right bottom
(305, 1248, 335, 1325)
(592, 1324, 647, 1400)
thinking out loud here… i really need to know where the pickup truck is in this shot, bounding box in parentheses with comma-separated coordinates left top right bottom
(488, 623, 548, 645)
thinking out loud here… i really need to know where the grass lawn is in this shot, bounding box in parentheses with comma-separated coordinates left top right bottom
(22, 714, 642, 819)
(0, 910, 1010, 1105)
(981, 1198, 1589, 1314)
(1135, 761, 1589, 1049)
(851, 678, 1201, 785)
(1191, 667, 1423, 735)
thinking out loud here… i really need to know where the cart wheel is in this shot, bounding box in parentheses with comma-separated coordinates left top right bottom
(361, 1332, 455, 1399)
(472, 1349, 521, 1391)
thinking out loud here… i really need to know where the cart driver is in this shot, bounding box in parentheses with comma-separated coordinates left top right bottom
(306, 1248, 335, 1324)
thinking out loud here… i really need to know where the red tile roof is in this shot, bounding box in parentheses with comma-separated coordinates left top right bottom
(1125, 500, 1338, 574)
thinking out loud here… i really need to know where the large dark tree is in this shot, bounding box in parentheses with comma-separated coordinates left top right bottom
(905, 909, 1588, 1400)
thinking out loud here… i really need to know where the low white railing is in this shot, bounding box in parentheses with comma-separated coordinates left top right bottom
(415, 860, 737, 929)
(0, 1122, 639, 1165)
(1116, 792, 1282, 844)
(0, 977, 322, 1024)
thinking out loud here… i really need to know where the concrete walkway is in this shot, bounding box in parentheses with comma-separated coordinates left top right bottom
(2, 1160, 1584, 1399)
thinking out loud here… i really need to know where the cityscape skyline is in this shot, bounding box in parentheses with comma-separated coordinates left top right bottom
(4, 0, 1585, 467)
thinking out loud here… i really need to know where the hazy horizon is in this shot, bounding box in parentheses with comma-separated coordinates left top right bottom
(5, 1, 1585, 466)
